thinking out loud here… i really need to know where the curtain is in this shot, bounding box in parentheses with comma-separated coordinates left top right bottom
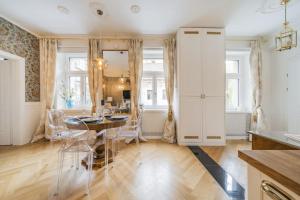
(128, 39, 143, 120)
(249, 40, 267, 132)
(162, 37, 176, 143)
(88, 39, 103, 113)
(32, 38, 57, 142)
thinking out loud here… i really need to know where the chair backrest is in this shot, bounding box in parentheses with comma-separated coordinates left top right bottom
(67, 117, 94, 141)
(48, 109, 66, 131)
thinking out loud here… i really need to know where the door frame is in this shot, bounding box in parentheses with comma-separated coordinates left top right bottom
(0, 50, 25, 145)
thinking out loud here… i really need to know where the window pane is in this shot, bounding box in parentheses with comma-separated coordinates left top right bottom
(157, 77, 167, 106)
(143, 48, 164, 72)
(85, 77, 91, 106)
(226, 79, 239, 110)
(143, 59, 164, 72)
(226, 60, 239, 74)
(141, 77, 153, 106)
(69, 76, 81, 106)
(70, 58, 87, 71)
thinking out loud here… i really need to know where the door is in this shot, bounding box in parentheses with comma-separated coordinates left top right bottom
(203, 97, 225, 144)
(180, 96, 203, 144)
(202, 29, 225, 97)
(178, 28, 203, 96)
(0, 60, 12, 145)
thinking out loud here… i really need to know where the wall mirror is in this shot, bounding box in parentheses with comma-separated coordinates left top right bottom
(102, 50, 130, 113)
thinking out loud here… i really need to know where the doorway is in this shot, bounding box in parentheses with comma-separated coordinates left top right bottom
(0, 58, 12, 145)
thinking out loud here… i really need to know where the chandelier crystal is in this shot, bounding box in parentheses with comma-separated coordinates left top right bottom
(275, 0, 297, 51)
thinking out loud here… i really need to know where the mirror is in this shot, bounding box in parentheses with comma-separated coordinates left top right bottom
(102, 50, 130, 113)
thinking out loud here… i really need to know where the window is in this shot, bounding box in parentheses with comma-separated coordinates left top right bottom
(56, 53, 91, 109)
(141, 48, 167, 109)
(226, 51, 251, 112)
(226, 60, 240, 110)
(67, 57, 91, 107)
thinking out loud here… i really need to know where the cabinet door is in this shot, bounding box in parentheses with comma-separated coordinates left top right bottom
(178, 28, 203, 96)
(203, 96, 225, 144)
(180, 96, 202, 144)
(202, 29, 225, 97)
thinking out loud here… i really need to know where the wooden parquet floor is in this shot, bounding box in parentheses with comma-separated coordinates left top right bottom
(0, 140, 250, 200)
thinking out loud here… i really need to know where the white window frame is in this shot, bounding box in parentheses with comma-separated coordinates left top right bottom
(226, 50, 251, 113)
(141, 48, 167, 110)
(64, 54, 90, 109)
(226, 59, 241, 111)
(142, 71, 167, 109)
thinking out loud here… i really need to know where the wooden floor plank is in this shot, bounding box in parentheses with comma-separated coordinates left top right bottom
(0, 140, 250, 200)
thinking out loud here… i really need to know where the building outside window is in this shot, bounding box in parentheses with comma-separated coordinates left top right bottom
(140, 48, 167, 109)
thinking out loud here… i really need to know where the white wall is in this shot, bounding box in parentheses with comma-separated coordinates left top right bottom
(0, 50, 41, 145)
(142, 110, 167, 138)
(262, 26, 300, 132)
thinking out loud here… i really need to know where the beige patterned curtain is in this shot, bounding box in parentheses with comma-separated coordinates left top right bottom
(128, 39, 143, 120)
(162, 37, 176, 143)
(32, 38, 57, 142)
(249, 40, 267, 132)
(88, 39, 103, 113)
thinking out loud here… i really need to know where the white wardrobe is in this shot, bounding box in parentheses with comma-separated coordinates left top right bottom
(174, 28, 225, 146)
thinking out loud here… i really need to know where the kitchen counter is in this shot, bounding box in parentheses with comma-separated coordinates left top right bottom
(238, 150, 300, 196)
(249, 131, 300, 150)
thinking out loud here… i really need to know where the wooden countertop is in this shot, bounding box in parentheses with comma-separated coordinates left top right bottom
(238, 150, 300, 196)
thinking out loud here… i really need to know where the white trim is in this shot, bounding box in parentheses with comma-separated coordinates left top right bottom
(226, 135, 248, 140)
(143, 136, 163, 140)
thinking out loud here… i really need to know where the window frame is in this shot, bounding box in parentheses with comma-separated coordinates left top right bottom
(141, 48, 167, 110)
(225, 59, 241, 111)
(64, 54, 90, 109)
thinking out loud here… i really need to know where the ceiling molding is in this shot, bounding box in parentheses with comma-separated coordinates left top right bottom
(39, 33, 172, 40)
(0, 14, 40, 38)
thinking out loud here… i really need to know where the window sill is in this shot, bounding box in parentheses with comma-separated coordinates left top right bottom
(143, 108, 168, 113)
(226, 111, 251, 114)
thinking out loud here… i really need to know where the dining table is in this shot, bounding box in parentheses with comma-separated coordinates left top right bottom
(65, 116, 128, 169)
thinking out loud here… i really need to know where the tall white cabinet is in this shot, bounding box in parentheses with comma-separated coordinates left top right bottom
(175, 28, 225, 146)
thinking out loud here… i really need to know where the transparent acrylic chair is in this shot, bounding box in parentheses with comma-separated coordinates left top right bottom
(104, 128, 119, 169)
(53, 116, 100, 197)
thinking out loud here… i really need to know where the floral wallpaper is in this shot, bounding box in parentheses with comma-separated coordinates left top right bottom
(0, 17, 40, 101)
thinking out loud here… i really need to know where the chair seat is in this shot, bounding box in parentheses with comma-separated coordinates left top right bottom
(118, 130, 138, 137)
(63, 140, 93, 152)
(52, 130, 87, 141)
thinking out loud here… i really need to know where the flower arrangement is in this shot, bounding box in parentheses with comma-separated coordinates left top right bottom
(58, 81, 75, 108)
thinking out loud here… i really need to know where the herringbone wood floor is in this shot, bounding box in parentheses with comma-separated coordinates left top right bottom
(0, 140, 250, 200)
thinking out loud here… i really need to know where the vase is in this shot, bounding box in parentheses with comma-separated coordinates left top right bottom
(65, 99, 73, 109)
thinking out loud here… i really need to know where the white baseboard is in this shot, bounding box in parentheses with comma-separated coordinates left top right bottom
(226, 135, 248, 140)
(143, 136, 162, 140)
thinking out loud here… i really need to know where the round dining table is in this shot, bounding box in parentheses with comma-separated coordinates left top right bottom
(65, 117, 128, 169)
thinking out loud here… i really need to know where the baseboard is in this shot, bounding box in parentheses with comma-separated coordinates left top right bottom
(226, 135, 248, 140)
(144, 136, 163, 140)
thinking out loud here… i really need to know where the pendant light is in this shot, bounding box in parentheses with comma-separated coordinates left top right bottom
(275, 0, 297, 51)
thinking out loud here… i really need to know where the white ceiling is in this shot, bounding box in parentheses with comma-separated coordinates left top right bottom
(0, 0, 299, 37)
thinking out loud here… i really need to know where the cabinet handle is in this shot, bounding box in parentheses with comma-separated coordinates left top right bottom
(261, 180, 295, 200)
(201, 94, 206, 99)
(184, 31, 199, 34)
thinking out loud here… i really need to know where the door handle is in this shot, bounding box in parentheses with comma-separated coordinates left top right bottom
(261, 180, 295, 200)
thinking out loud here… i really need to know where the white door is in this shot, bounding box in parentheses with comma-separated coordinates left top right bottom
(178, 28, 203, 96)
(0, 60, 12, 145)
(180, 96, 203, 144)
(203, 97, 225, 144)
(202, 29, 225, 97)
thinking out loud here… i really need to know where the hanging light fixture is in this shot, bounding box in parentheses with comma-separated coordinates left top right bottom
(94, 57, 107, 70)
(275, 0, 297, 51)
